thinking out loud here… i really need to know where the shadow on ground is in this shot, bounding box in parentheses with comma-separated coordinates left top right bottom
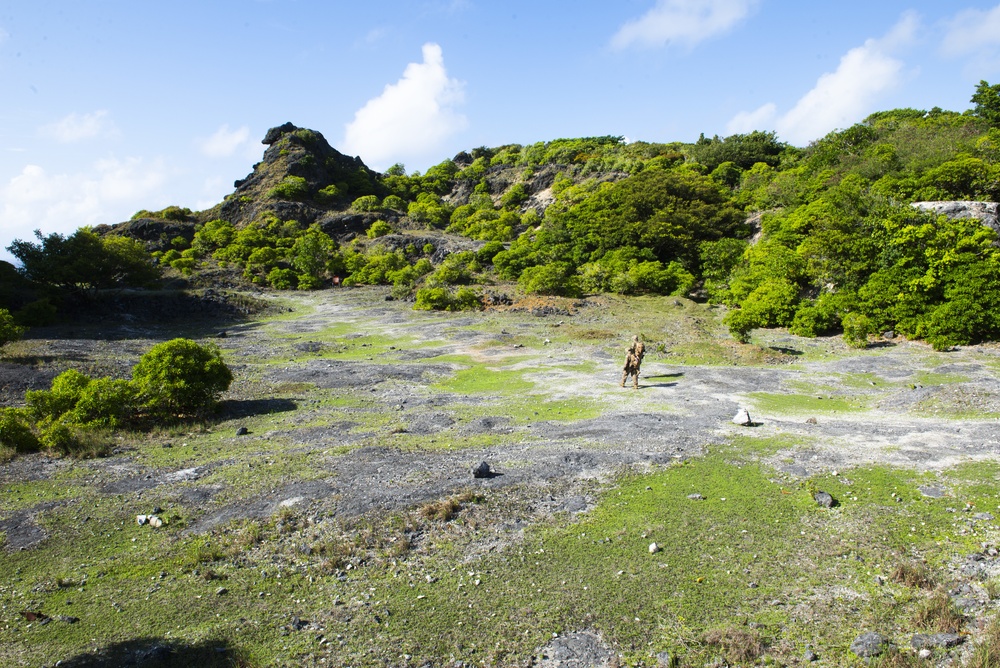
(55, 638, 250, 667)
(221, 397, 298, 419)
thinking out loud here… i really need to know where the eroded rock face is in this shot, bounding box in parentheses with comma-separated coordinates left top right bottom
(911, 201, 1000, 233)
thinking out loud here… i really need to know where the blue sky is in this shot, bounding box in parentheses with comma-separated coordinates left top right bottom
(3, 0, 1000, 260)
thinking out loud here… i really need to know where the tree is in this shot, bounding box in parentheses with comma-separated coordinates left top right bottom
(130, 339, 233, 418)
(971, 80, 1000, 125)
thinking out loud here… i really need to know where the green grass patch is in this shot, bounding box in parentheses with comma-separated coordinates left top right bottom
(747, 391, 869, 414)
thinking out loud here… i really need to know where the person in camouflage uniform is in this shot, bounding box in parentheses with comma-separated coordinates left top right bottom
(621, 335, 645, 389)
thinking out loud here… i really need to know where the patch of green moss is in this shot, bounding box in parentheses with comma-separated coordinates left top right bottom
(747, 391, 869, 414)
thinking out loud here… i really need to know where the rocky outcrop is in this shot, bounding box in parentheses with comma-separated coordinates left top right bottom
(911, 201, 1000, 233)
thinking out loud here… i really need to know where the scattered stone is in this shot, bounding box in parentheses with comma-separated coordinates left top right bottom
(19, 610, 48, 622)
(803, 649, 818, 662)
(215, 587, 228, 596)
(147, 516, 164, 528)
(216, 331, 227, 338)
(813, 491, 835, 508)
(472, 461, 492, 479)
(732, 408, 753, 426)
(911, 633, 964, 650)
(918, 649, 932, 660)
(805, 417, 817, 424)
(919, 486, 946, 498)
(136, 515, 148, 526)
(290, 616, 308, 631)
(687, 493, 705, 501)
(648, 542, 660, 554)
(748, 582, 758, 589)
(883, 330, 895, 339)
(236, 426, 249, 436)
(57, 615, 79, 624)
(974, 512, 995, 521)
(656, 651, 677, 667)
(850, 632, 888, 658)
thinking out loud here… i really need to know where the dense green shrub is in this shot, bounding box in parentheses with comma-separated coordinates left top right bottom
(367, 220, 393, 238)
(414, 287, 482, 311)
(518, 262, 581, 297)
(0, 408, 39, 452)
(66, 378, 135, 429)
(14, 299, 57, 327)
(841, 312, 874, 349)
(267, 267, 298, 290)
(27, 369, 92, 422)
(351, 195, 381, 212)
(0, 308, 25, 348)
(130, 339, 233, 418)
(267, 176, 309, 200)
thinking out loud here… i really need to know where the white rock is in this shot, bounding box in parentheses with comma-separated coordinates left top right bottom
(648, 542, 660, 554)
(918, 649, 932, 660)
(732, 408, 752, 426)
(148, 516, 164, 528)
(136, 515, 148, 525)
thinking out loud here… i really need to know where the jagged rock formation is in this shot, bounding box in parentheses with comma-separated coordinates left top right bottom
(911, 201, 1000, 233)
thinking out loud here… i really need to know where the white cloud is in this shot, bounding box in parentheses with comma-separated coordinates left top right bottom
(199, 124, 250, 158)
(726, 13, 917, 145)
(942, 4, 1000, 57)
(39, 110, 116, 143)
(726, 103, 777, 135)
(341, 43, 467, 169)
(611, 0, 757, 50)
(0, 157, 167, 255)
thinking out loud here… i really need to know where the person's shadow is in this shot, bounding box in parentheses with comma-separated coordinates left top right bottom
(637, 372, 683, 389)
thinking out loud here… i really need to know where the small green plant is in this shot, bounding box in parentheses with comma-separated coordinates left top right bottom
(842, 312, 874, 349)
(367, 220, 393, 238)
(267, 175, 309, 200)
(0, 308, 26, 348)
(967, 618, 1000, 668)
(0, 408, 39, 452)
(912, 588, 964, 632)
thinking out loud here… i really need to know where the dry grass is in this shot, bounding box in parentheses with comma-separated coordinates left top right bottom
(419, 491, 477, 522)
(891, 561, 935, 589)
(912, 589, 964, 633)
(701, 626, 764, 664)
(968, 619, 1000, 668)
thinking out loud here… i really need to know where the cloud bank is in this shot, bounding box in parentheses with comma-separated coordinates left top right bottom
(727, 13, 917, 145)
(0, 158, 166, 254)
(341, 42, 467, 169)
(611, 0, 757, 50)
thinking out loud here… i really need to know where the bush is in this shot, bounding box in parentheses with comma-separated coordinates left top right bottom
(66, 378, 135, 429)
(842, 312, 874, 349)
(14, 299, 58, 327)
(367, 220, 393, 238)
(27, 369, 92, 422)
(130, 339, 233, 418)
(351, 195, 381, 212)
(267, 176, 309, 200)
(414, 287, 483, 311)
(518, 262, 581, 297)
(0, 308, 26, 348)
(267, 267, 298, 290)
(0, 408, 39, 452)
(476, 240, 505, 265)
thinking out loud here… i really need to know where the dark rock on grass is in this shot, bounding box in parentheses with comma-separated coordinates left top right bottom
(911, 633, 964, 649)
(235, 426, 249, 436)
(850, 632, 888, 658)
(813, 490, 836, 508)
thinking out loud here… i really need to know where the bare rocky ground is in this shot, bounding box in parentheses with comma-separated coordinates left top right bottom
(3, 287, 1000, 666)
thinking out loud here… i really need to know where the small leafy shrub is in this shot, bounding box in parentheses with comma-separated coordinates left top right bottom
(316, 184, 343, 203)
(0, 408, 39, 453)
(351, 195, 381, 212)
(130, 339, 233, 419)
(414, 287, 482, 312)
(476, 240, 505, 264)
(382, 195, 406, 210)
(367, 220, 393, 238)
(0, 308, 26, 348)
(15, 298, 58, 327)
(842, 312, 874, 349)
(518, 262, 581, 297)
(267, 267, 298, 290)
(267, 175, 309, 200)
(26, 369, 92, 422)
(66, 378, 135, 429)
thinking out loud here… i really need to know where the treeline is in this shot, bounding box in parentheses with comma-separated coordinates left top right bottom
(6, 82, 1000, 348)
